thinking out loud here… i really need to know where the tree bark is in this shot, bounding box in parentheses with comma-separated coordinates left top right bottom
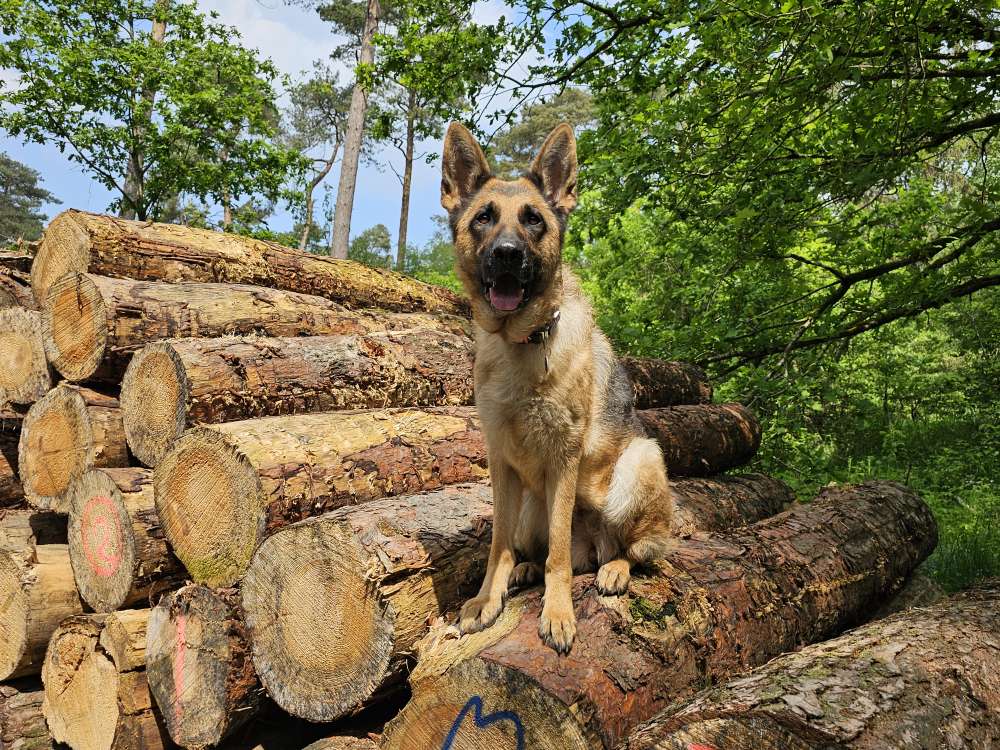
(0, 308, 51, 408)
(0, 679, 53, 750)
(0, 507, 67, 549)
(638, 403, 760, 477)
(330, 0, 380, 259)
(621, 358, 712, 409)
(41, 272, 470, 382)
(67, 468, 184, 613)
(241, 474, 793, 722)
(146, 585, 260, 749)
(0, 265, 35, 310)
(18, 385, 127, 513)
(395, 89, 417, 272)
(153, 407, 487, 587)
(1, 409, 24, 506)
(379, 481, 937, 750)
(621, 582, 1000, 750)
(0, 544, 82, 680)
(33, 209, 467, 313)
(42, 610, 170, 750)
(305, 739, 376, 750)
(120, 328, 475, 467)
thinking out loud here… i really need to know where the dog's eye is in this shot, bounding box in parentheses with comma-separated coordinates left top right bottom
(475, 211, 491, 225)
(524, 211, 542, 226)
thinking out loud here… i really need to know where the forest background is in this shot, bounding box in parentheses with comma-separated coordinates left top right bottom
(2, 0, 997, 591)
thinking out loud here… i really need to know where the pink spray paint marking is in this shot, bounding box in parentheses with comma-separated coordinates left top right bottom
(688, 744, 720, 750)
(81, 495, 123, 578)
(173, 612, 187, 728)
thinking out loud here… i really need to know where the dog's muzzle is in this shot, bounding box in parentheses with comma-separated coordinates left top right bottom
(480, 241, 539, 312)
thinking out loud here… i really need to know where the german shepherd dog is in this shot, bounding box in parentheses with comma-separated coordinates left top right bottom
(441, 122, 673, 654)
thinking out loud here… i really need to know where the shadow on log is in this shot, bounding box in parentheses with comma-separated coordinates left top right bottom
(622, 581, 1000, 750)
(379, 481, 937, 750)
(1, 410, 24, 506)
(241, 474, 792, 722)
(41, 273, 470, 382)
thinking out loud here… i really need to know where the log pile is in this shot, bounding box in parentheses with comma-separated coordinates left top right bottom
(0, 212, 963, 750)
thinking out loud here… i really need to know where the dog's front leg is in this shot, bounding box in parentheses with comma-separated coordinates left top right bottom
(459, 457, 522, 634)
(539, 459, 579, 654)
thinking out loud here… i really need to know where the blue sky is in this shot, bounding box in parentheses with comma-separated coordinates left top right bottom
(0, 0, 510, 248)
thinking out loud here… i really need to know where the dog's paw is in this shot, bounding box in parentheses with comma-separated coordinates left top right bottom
(509, 562, 543, 589)
(458, 594, 505, 634)
(538, 594, 576, 655)
(596, 559, 631, 596)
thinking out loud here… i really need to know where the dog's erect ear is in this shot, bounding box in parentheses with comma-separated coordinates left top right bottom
(529, 123, 578, 215)
(441, 122, 491, 212)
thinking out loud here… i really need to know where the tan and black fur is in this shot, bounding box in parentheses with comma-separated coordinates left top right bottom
(443, 122, 673, 653)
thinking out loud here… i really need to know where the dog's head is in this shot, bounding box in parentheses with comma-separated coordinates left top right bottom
(441, 122, 577, 336)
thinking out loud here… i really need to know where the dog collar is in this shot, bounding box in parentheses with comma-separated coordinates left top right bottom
(516, 309, 560, 345)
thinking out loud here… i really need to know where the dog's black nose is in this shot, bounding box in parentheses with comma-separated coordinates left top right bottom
(491, 241, 523, 267)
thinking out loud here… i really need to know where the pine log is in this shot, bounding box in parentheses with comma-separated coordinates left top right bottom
(621, 358, 712, 409)
(33, 209, 467, 314)
(621, 582, 1000, 750)
(1, 409, 24, 505)
(41, 272, 471, 383)
(1, 679, 54, 750)
(121, 329, 476, 467)
(0, 544, 83, 680)
(637, 403, 760, 477)
(18, 385, 127, 512)
(145, 585, 260, 749)
(241, 474, 793, 722)
(0, 308, 51, 407)
(305, 739, 377, 750)
(0, 507, 67, 549)
(154, 407, 488, 587)
(0, 267, 36, 310)
(42, 610, 169, 750)
(0, 250, 34, 275)
(378, 481, 937, 750)
(67, 468, 184, 612)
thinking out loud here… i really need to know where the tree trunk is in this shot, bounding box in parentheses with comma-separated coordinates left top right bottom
(622, 583, 1000, 750)
(1, 679, 53, 750)
(67, 468, 184, 613)
(18, 385, 127, 513)
(0, 544, 82, 680)
(0, 308, 51, 408)
(241, 474, 793, 722)
(121, 4, 169, 221)
(153, 407, 487, 587)
(42, 610, 170, 750)
(621, 358, 712, 409)
(395, 89, 417, 272)
(0, 265, 35, 310)
(41, 272, 470, 382)
(154, 403, 762, 588)
(1, 409, 24, 506)
(146, 585, 260, 749)
(330, 0, 380, 259)
(121, 329, 475, 466)
(32, 209, 467, 314)
(379, 481, 937, 750)
(300, 145, 341, 253)
(637, 403, 760, 477)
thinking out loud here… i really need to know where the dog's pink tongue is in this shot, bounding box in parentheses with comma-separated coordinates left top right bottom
(490, 286, 523, 311)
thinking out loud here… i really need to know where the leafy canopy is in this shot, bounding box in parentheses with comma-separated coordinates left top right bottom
(0, 0, 302, 220)
(0, 152, 59, 244)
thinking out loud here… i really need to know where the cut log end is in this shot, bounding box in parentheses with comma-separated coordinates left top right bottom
(31, 211, 91, 305)
(146, 586, 260, 748)
(0, 549, 29, 680)
(41, 272, 107, 382)
(242, 519, 393, 721)
(153, 428, 263, 588)
(120, 343, 188, 466)
(0, 308, 50, 407)
(67, 471, 137, 612)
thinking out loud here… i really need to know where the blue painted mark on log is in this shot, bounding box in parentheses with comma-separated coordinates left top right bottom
(441, 695, 525, 750)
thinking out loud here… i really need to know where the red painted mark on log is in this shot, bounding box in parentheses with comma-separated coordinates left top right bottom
(688, 744, 719, 750)
(81, 495, 123, 577)
(173, 612, 186, 728)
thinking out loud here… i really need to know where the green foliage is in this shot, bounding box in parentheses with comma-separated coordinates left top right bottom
(349, 223, 394, 267)
(402, 215, 461, 291)
(0, 152, 59, 244)
(0, 0, 302, 220)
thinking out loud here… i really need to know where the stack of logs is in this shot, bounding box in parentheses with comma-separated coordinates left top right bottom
(0, 210, 994, 750)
